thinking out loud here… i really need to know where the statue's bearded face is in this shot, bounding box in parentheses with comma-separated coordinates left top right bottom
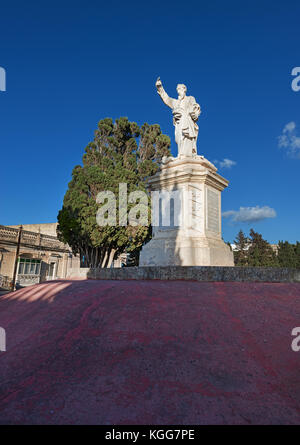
(177, 84, 186, 99)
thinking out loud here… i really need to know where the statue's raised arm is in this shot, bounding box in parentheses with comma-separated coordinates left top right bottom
(155, 77, 175, 109)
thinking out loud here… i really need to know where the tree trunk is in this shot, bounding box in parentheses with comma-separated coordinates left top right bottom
(101, 250, 108, 268)
(95, 248, 99, 268)
(106, 248, 116, 268)
(99, 249, 105, 268)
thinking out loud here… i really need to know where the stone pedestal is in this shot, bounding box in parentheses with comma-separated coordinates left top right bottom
(139, 155, 234, 267)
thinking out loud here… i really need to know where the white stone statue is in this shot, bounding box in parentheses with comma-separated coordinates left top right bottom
(155, 77, 201, 157)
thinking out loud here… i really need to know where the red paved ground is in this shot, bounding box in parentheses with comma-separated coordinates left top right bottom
(0, 279, 300, 425)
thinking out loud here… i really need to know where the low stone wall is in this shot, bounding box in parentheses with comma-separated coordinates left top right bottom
(87, 266, 300, 283)
(66, 267, 90, 279)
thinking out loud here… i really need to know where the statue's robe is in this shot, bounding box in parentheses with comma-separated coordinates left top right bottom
(158, 88, 201, 157)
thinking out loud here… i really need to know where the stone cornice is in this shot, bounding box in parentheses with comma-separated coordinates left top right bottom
(148, 164, 229, 191)
(0, 224, 70, 253)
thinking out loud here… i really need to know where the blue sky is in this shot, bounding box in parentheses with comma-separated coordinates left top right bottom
(0, 0, 299, 243)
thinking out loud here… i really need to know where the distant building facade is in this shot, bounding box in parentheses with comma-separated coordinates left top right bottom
(0, 222, 127, 289)
(0, 223, 80, 288)
(230, 243, 279, 253)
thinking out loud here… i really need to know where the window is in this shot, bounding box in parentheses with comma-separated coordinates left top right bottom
(18, 262, 24, 274)
(17, 258, 41, 275)
(49, 262, 55, 277)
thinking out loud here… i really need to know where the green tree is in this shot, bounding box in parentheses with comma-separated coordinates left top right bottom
(57, 117, 170, 268)
(233, 230, 249, 266)
(247, 228, 279, 267)
(277, 241, 297, 268)
(295, 242, 300, 268)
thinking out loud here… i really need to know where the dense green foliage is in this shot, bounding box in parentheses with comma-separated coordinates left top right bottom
(57, 117, 171, 268)
(233, 229, 300, 268)
(277, 241, 300, 268)
(247, 229, 279, 267)
(233, 230, 250, 266)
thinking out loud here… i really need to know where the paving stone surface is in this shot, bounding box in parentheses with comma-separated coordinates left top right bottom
(0, 279, 300, 424)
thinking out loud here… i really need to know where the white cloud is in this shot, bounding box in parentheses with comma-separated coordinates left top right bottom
(222, 206, 276, 223)
(214, 158, 237, 169)
(278, 121, 300, 158)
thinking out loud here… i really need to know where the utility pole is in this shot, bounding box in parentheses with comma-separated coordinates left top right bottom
(11, 225, 22, 291)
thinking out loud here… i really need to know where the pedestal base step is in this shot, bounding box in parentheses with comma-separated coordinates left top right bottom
(139, 237, 234, 267)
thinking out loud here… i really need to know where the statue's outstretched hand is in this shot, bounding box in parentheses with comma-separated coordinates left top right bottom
(156, 77, 163, 90)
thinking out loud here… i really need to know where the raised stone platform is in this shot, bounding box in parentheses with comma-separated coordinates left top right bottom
(86, 266, 300, 283)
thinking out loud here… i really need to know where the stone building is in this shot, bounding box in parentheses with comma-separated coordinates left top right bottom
(0, 223, 80, 289)
(0, 222, 127, 289)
